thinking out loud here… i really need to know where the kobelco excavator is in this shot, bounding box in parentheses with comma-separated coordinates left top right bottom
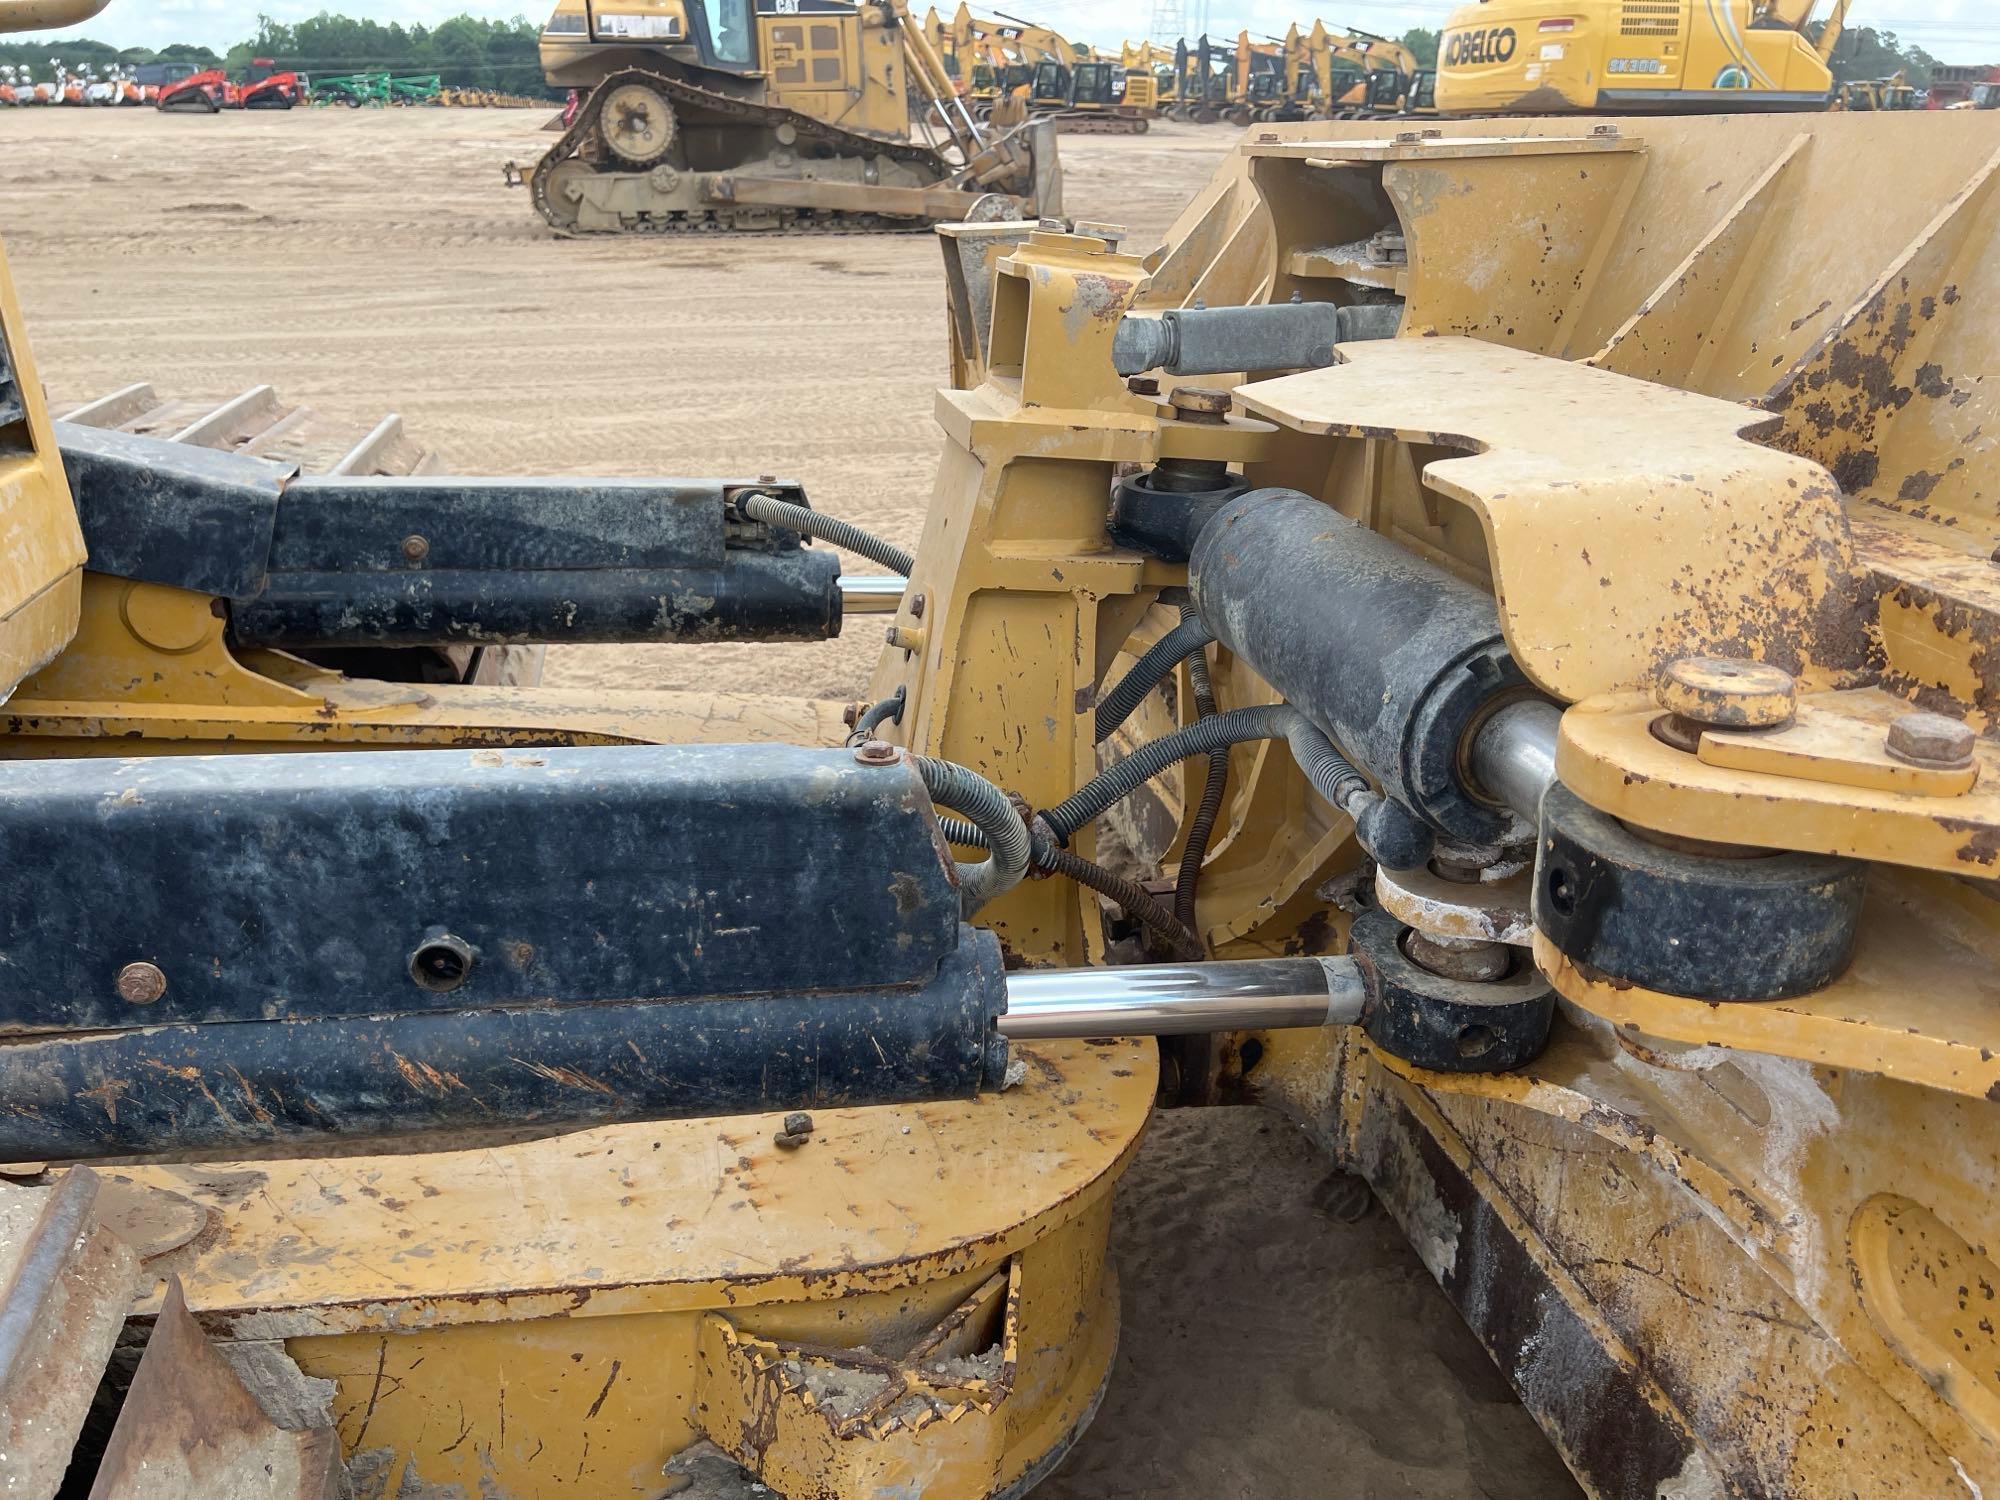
(514, 0, 1060, 231)
(1435, 0, 1851, 113)
(7, 0, 2000, 1495)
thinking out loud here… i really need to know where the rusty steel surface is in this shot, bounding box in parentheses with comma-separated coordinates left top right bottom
(90, 1276, 341, 1500)
(0, 1168, 142, 1499)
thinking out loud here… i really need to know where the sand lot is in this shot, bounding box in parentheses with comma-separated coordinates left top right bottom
(2, 106, 1577, 1498)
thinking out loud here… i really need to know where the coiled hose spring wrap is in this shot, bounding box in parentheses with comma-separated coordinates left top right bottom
(1176, 610, 1229, 931)
(1093, 612, 1216, 744)
(1041, 704, 1433, 871)
(739, 492, 915, 578)
(910, 756, 1032, 916)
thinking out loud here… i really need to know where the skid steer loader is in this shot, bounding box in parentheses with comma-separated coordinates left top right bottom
(512, 0, 1060, 232)
(4, 0, 2000, 1490)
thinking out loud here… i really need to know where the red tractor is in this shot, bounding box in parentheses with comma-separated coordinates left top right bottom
(156, 67, 230, 111)
(238, 57, 303, 109)
(156, 58, 301, 113)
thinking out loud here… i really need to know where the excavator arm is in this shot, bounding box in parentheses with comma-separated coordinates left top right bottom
(1, 0, 109, 24)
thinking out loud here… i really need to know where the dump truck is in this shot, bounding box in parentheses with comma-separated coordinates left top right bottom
(7, 0, 2000, 1495)
(1436, 0, 1850, 113)
(516, 0, 1059, 232)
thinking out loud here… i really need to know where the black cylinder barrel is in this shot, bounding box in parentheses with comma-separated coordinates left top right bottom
(0, 937, 1008, 1162)
(1188, 488, 1527, 843)
(229, 552, 842, 648)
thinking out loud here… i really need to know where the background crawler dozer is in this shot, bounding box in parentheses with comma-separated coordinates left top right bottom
(515, 0, 1059, 232)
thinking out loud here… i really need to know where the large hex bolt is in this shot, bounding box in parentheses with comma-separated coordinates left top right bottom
(1168, 386, 1232, 425)
(1653, 655, 1797, 751)
(1885, 710, 1976, 770)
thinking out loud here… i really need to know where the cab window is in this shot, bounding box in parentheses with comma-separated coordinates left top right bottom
(696, 0, 753, 66)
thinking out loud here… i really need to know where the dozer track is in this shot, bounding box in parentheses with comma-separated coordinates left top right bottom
(1049, 110, 1150, 135)
(519, 66, 1040, 235)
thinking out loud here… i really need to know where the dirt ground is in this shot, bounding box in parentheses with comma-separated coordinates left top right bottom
(2, 107, 1575, 1497)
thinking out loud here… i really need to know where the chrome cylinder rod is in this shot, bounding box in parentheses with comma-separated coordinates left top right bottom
(839, 575, 905, 615)
(999, 956, 1366, 1039)
(1470, 699, 1562, 826)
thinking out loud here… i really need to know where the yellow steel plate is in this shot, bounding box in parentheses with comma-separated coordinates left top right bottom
(121, 1038, 1154, 1338)
(1561, 689, 2000, 875)
(1234, 336, 1851, 702)
(1534, 873, 2000, 1101)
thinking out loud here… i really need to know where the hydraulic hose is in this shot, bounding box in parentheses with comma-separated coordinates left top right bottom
(847, 686, 906, 746)
(936, 815, 1204, 960)
(1094, 612, 1216, 744)
(1042, 704, 1434, 871)
(1175, 618, 1229, 932)
(1040, 847, 1206, 961)
(911, 756, 1032, 915)
(739, 492, 915, 578)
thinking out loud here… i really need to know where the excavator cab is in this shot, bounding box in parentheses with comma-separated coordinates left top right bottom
(1030, 56, 1071, 110)
(1362, 67, 1405, 113)
(1071, 59, 1119, 108)
(1326, 62, 1364, 111)
(1406, 66, 1438, 113)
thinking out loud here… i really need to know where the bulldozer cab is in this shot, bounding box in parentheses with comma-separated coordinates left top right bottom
(546, 0, 758, 74)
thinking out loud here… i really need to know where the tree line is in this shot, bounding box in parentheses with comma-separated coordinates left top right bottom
(0, 10, 553, 92)
(1815, 25, 1945, 85)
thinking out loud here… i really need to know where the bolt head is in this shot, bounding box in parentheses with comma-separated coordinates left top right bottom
(1654, 655, 1796, 728)
(116, 961, 167, 1005)
(854, 739, 898, 766)
(1125, 375, 1161, 397)
(909, 592, 927, 620)
(1168, 385, 1233, 418)
(1886, 710, 1975, 769)
(400, 534, 430, 564)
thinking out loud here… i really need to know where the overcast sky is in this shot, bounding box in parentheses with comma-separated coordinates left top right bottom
(15, 0, 1998, 62)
